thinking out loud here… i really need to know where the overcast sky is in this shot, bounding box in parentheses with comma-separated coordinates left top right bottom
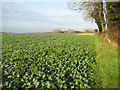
(2, 2, 98, 33)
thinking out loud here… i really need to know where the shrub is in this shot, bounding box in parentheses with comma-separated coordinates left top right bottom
(61, 31, 64, 33)
(94, 29, 98, 33)
(74, 30, 81, 33)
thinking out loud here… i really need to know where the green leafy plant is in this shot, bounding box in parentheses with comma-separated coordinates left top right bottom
(94, 29, 98, 33)
(2, 33, 100, 89)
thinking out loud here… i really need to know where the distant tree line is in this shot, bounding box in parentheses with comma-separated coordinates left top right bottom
(52, 29, 84, 33)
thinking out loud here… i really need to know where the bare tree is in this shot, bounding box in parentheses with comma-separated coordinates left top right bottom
(52, 29, 61, 33)
(67, 0, 106, 33)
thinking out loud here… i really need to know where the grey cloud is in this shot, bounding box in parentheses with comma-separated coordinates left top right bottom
(2, 3, 59, 24)
(2, 3, 80, 24)
(2, 2, 98, 33)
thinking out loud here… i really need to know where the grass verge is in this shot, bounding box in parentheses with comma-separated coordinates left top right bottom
(94, 36, 118, 88)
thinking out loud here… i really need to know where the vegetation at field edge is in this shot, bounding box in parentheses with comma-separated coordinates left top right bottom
(94, 36, 118, 88)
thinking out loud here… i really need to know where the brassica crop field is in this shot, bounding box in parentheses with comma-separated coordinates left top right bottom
(2, 33, 100, 89)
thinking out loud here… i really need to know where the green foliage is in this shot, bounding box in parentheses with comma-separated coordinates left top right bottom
(94, 29, 98, 33)
(2, 33, 100, 89)
(106, 2, 120, 26)
(106, 2, 120, 43)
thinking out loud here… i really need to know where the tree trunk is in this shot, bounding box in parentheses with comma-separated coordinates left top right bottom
(96, 20, 102, 33)
(98, 1, 106, 32)
(93, 2, 102, 33)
